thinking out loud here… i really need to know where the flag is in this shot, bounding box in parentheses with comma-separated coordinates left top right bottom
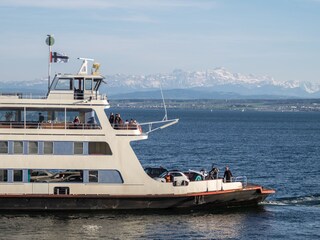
(50, 52, 69, 63)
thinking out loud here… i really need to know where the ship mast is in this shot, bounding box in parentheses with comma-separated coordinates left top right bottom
(45, 34, 55, 91)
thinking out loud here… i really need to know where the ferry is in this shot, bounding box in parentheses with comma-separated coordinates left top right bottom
(0, 57, 275, 211)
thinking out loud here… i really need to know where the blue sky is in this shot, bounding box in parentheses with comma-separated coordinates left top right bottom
(0, 0, 320, 83)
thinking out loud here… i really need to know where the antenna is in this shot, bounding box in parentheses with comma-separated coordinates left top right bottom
(78, 57, 94, 75)
(160, 83, 168, 121)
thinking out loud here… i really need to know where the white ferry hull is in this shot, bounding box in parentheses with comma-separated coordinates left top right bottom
(0, 186, 273, 211)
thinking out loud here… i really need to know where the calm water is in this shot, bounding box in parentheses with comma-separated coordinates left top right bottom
(1, 109, 319, 239)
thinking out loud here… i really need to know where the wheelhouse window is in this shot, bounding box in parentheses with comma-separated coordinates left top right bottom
(0, 141, 8, 154)
(29, 141, 38, 154)
(13, 141, 23, 154)
(88, 142, 112, 155)
(85, 78, 92, 90)
(93, 78, 102, 90)
(0, 170, 8, 182)
(74, 142, 83, 154)
(44, 142, 53, 154)
(54, 78, 73, 90)
(13, 170, 23, 182)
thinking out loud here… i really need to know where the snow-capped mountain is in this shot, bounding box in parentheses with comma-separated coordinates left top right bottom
(104, 68, 320, 97)
(1, 68, 319, 98)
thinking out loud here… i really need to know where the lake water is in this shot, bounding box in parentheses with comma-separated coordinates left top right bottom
(0, 109, 319, 239)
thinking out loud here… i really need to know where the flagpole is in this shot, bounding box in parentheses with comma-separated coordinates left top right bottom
(48, 43, 51, 91)
(45, 34, 54, 92)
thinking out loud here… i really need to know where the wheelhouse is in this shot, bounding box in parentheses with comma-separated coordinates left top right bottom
(47, 58, 105, 101)
(48, 74, 104, 100)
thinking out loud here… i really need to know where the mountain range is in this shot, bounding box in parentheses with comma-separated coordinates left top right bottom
(103, 68, 320, 99)
(1, 68, 319, 99)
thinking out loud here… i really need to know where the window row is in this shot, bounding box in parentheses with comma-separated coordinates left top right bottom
(0, 108, 101, 130)
(0, 141, 112, 155)
(0, 169, 123, 184)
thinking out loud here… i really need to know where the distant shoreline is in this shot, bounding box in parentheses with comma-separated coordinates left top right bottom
(109, 99, 320, 112)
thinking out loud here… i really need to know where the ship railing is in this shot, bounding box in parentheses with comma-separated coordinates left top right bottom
(46, 122, 102, 130)
(0, 92, 47, 99)
(0, 92, 107, 100)
(73, 92, 107, 100)
(0, 122, 26, 129)
(111, 123, 142, 132)
(231, 176, 247, 187)
(0, 121, 101, 130)
(139, 118, 179, 134)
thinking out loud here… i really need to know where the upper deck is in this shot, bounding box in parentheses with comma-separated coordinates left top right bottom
(0, 58, 109, 107)
(0, 58, 176, 136)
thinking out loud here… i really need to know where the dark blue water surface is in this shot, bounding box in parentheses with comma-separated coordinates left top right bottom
(1, 109, 319, 239)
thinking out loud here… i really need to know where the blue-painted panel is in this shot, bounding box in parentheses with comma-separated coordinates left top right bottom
(54, 142, 73, 155)
(38, 142, 44, 155)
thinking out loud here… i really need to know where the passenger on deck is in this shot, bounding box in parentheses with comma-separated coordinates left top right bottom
(129, 119, 138, 130)
(124, 119, 129, 128)
(195, 175, 202, 181)
(73, 116, 80, 125)
(109, 113, 114, 125)
(223, 166, 233, 182)
(209, 167, 219, 179)
(38, 113, 44, 123)
(114, 113, 123, 128)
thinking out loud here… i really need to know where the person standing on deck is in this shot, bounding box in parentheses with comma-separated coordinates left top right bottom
(38, 113, 44, 123)
(109, 113, 114, 125)
(224, 166, 233, 182)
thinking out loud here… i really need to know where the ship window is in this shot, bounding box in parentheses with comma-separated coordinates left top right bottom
(93, 79, 102, 90)
(99, 170, 123, 183)
(74, 142, 83, 154)
(13, 170, 23, 182)
(0, 141, 8, 154)
(55, 78, 72, 90)
(88, 142, 112, 155)
(54, 142, 73, 155)
(85, 78, 92, 90)
(0, 170, 8, 182)
(44, 142, 53, 154)
(25, 110, 46, 124)
(89, 170, 98, 182)
(0, 110, 19, 122)
(13, 141, 23, 154)
(29, 141, 38, 154)
(66, 110, 81, 123)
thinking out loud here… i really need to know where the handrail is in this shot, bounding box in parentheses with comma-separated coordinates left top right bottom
(139, 118, 179, 134)
(111, 123, 142, 132)
(0, 92, 107, 100)
(232, 176, 247, 187)
(0, 121, 101, 130)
